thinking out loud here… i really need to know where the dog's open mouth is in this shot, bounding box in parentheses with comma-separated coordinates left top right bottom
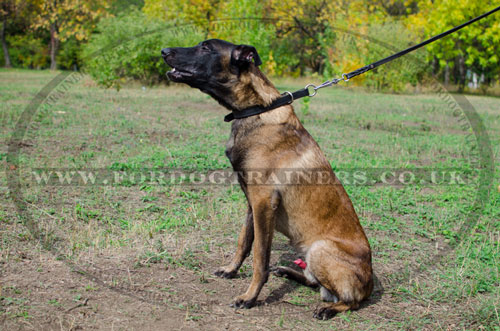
(167, 67, 194, 81)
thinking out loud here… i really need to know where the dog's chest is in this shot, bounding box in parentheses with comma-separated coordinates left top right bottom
(225, 121, 250, 170)
(225, 134, 240, 168)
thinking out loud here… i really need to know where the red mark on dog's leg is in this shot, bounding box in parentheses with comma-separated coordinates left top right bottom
(293, 259, 307, 270)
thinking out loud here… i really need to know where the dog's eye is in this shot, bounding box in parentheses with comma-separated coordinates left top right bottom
(200, 45, 211, 52)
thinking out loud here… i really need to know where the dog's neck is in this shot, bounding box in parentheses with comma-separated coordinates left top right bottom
(228, 67, 295, 124)
(223, 67, 304, 169)
(233, 67, 281, 108)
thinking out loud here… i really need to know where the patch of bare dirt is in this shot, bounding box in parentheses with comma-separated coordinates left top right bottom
(0, 225, 467, 331)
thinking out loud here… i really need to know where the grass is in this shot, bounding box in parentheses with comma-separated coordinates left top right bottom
(0, 68, 499, 329)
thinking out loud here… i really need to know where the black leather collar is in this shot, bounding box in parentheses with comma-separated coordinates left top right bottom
(224, 88, 310, 122)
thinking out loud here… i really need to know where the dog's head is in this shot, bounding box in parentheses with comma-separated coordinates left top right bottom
(162, 39, 274, 111)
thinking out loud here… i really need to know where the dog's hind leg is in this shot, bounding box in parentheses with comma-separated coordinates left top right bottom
(215, 206, 254, 278)
(306, 240, 373, 320)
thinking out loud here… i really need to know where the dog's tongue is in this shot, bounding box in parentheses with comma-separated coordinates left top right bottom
(293, 259, 307, 270)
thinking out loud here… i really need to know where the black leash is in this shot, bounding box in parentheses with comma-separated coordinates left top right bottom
(224, 5, 500, 122)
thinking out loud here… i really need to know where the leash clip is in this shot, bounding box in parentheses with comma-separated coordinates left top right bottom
(305, 84, 318, 97)
(305, 76, 346, 98)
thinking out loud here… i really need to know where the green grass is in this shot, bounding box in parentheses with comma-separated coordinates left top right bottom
(0, 68, 499, 329)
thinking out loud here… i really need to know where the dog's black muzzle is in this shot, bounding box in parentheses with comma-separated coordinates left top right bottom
(161, 47, 198, 82)
(161, 48, 172, 58)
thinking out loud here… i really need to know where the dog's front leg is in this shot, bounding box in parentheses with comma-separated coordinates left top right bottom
(231, 199, 275, 308)
(215, 206, 254, 278)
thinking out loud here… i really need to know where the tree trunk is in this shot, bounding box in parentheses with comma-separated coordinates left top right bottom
(50, 22, 59, 70)
(444, 63, 449, 87)
(1, 19, 12, 68)
(457, 55, 466, 92)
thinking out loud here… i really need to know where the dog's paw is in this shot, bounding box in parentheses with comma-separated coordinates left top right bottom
(214, 267, 237, 279)
(313, 306, 337, 320)
(229, 295, 256, 309)
(271, 266, 287, 278)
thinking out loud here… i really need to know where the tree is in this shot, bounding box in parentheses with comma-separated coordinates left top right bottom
(267, 0, 389, 75)
(0, 0, 30, 68)
(208, 0, 277, 73)
(0, 1, 13, 67)
(406, 0, 500, 91)
(143, 0, 222, 37)
(83, 9, 204, 88)
(30, 0, 110, 70)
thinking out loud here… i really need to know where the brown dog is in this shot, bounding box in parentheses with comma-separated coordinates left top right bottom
(161, 39, 373, 320)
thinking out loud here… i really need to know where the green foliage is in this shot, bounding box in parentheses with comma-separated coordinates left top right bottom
(57, 37, 82, 70)
(6, 34, 49, 69)
(407, 0, 500, 89)
(109, 0, 145, 15)
(300, 96, 310, 116)
(82, 9, 204, 88)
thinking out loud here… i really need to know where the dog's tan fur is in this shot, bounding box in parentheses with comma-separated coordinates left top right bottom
(163, 40, 373, 319)
(217, 65, 373, 318)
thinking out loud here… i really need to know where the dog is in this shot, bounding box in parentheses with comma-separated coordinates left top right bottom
(161, 39, 373, 320)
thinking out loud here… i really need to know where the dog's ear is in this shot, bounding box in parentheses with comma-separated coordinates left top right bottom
(231, 44, 262, 67)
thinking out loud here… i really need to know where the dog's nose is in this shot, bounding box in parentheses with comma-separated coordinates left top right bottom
(161, 48, 173, 58)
